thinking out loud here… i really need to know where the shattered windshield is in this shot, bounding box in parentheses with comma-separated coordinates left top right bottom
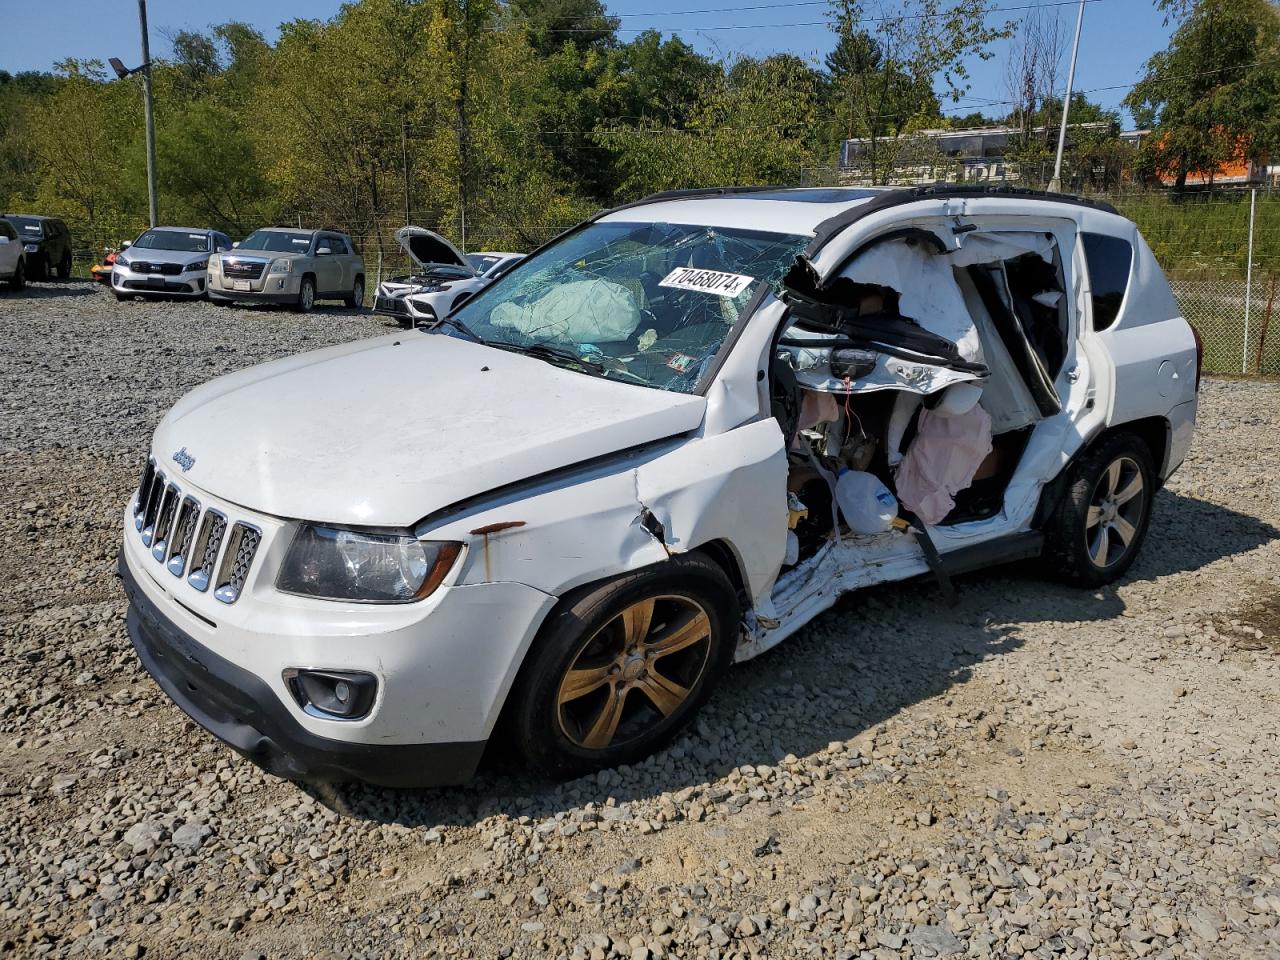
(448, 221, 807, 393)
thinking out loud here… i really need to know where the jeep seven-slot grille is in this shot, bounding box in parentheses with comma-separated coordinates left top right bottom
(133, 457, 260, 604)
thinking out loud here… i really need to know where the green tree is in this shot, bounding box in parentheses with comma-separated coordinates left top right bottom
(1125, 0, 1280, 190)
(825, 0, 1008, 183)
(509, 0, 618, 56)
(599, 53, 824, 196)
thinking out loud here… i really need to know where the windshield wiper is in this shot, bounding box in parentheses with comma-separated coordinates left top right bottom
(432, 314, 487, 345)
(494, 341, 605, 373)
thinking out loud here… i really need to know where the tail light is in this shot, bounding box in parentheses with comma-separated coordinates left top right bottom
(1190, 323, 1204, 390)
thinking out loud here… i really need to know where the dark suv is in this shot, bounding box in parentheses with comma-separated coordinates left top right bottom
(1, 214, 73, 280)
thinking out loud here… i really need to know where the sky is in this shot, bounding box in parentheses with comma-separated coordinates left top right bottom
(0, 0, 1172, 126)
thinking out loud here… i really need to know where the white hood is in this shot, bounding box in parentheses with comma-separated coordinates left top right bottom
(152, 334, 706, 527)
(395, 225, 472, 273)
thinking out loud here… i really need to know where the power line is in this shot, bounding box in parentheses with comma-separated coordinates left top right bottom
(502, 0, 1106, 33)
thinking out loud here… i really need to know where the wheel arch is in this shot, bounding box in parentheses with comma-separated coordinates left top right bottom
(690, 538, 750, 609)
(1034, 416, 1170, 529)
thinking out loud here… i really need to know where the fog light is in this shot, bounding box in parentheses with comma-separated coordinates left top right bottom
(284, 669, 376, 720)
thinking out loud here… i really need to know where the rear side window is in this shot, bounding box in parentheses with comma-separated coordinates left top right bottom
(1082, 232, 1133, 331)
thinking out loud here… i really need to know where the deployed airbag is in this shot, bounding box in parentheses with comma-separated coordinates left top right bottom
(841, 240, 983, 362)
(894, 403, 994, 526)
(491, 278, 642, 343)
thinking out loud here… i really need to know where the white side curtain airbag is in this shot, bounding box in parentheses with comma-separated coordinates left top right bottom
(840, 241, 983, 362)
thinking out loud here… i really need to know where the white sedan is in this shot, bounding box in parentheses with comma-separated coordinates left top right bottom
(373, 225, 522, 326)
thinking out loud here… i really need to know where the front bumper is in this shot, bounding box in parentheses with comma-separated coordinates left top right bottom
(120, 552, 487, 787)
(208, 269, 301, 303)
(113, 265, 206, 296)
(118, 479, 559, 787)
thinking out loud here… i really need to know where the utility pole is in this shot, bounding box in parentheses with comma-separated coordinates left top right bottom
(401, 123, 411, 225)
(1048, 0, 1086, 193)
(138, 0, 158, 226)
(109, 1, 158, 226)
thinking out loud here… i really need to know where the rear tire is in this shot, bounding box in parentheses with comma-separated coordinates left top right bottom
(505, 553, 739, 779)
(1043, 432, 1155, 586)
(344, 276, 364, 309)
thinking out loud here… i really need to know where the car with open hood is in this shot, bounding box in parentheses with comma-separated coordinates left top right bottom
(373, 225, 521, 326)
(112, 227, 233, 300)
(207, 227, 364, 311)
(119, 185, 1200, 788)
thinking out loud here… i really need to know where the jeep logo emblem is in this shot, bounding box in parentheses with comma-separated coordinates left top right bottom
(172, 447, 196, 472)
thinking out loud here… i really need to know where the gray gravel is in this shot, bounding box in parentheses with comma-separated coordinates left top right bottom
(2, 281, 1279, 959)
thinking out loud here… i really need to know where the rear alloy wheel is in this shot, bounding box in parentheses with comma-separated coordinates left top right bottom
(344, 276, 364, 309)
(507, 553, 738, 778)
(1044, 432, 1154, 585)
(56, 250, 72, 279)
(296, 276, 316, 313)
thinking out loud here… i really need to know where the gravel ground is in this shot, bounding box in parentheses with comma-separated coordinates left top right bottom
(2, 280, 1279, 960)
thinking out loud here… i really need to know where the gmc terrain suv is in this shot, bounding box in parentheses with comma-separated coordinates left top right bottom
(208, 227, 364, 311)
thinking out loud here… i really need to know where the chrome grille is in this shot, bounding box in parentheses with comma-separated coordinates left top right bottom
(139, 471, 167, 545)
(130, 453, 261, 605)
(187, 510, 227, 592)
(222, 259, 265, 280)
(150, 484, 180, 561)
(134, 458, 155, 526)
(214, 524, 262, 604)
(165, 496, 201, 576)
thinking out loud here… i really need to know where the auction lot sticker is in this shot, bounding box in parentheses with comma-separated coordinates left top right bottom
(659, 267, 754, 298)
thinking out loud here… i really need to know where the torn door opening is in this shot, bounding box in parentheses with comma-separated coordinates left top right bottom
(770, 224, 1069, 572)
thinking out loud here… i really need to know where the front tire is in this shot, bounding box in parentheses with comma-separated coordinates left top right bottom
(56, 251, 72, 279)
(1043, 432, 1154, 585)
(296, 276, 316, 313)
(507, 554, 739, 779)
(7, 259, 24, 291)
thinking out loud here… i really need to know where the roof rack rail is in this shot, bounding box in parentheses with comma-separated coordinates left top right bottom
(602, 184, 792, 219)
(805, 182, 1119, 256)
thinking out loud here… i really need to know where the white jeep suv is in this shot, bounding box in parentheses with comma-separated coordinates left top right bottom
(119, 185, 1200, 788)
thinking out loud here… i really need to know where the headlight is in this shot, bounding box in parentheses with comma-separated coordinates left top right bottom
(115, 255, 130, 268)
(269, 258, 292, 275)
(207, 256, 220, 273)
(24, 243, 38, 253)
(188, 259, 208, 272)
(276, 525, 462, 603)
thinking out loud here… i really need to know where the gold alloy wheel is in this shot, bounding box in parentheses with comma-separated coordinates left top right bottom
(556, 595, 712, 751)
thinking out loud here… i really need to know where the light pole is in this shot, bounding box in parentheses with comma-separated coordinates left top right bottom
(109, 0, 158, 226)
(1048, 0, 1087, 193)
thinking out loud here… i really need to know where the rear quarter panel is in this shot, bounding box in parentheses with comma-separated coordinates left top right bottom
(1077, 211, 1198, 470)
